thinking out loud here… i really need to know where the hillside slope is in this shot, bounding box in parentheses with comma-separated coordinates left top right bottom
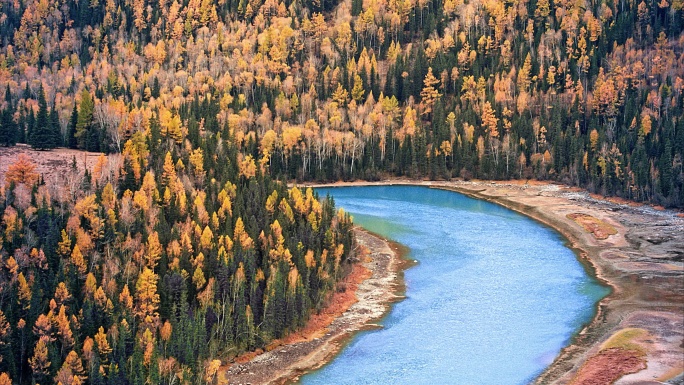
(0, 0, 683, 383)
(0, 0, 682, 206)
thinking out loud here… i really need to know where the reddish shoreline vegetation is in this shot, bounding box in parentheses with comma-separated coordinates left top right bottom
(225, 179, 682, 385)
(221, 228, 409, 384)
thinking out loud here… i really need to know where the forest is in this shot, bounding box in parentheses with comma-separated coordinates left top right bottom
(1, 148, 355, 385)
(0, 0, 682, 383)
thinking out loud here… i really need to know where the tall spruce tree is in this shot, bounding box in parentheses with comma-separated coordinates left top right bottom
(22, 83, 31, 99)
(18, 108, 30, 144)
(351, 0, 362, 16)
(75, 89, 94, 149)
(49, 105, 61, 147)
(86, 123, 101, 152)
(67, 103, 78, 148)
(30, 86, 56, 150)
(0, 116, 5, 147)
(0, 85, 15, 146)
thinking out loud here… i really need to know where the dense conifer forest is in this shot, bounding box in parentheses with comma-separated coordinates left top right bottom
(0, 0, 682, 382)
(1, 149, 355, 384)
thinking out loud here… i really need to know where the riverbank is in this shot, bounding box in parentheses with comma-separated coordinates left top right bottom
(220, 228, 408, 384)
(222, 179, 683, 385)
(433, 180, 683, 385)
(309, 179, 684, 384)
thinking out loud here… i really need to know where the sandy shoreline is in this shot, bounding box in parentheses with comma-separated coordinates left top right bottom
(223, 179, 684, 385)
(221, 228, 409, 384)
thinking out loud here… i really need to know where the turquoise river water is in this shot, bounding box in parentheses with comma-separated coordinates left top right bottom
(301, 186, 609, 385)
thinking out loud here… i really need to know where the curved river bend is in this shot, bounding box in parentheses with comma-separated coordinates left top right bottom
(303, 186, 608, 385)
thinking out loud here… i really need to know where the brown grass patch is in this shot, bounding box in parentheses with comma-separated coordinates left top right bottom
(569, 348, 646, 385)
(567, 213, 618, 240)
(603, 196, 643, 207)
(600, 328, 648, 355)
(588, 193, 604, 201)
(587, 193, 644, 206)
(0, 144, 107, 186)
(501, 179, 549, 186)
(477, 179, 551, 186)
(570, 329, 650, 385)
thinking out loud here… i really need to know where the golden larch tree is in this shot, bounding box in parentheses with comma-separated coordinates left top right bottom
(481, 101, 499, 139)
(4, 154, 39, 188)
(17, 272, 32, 309)
(146, 231, 162, 269)
(0, 310, 9, 350)
(56, 305, 75, 350)
(135, 268, 160, 325)
(119, 284, 134, 312)
(54, 282, 71, 306)
(70, 245, 87, 275)
(351, 74, 365, 102)
(29, 337, 51, 377)
(420, 67, 441, 116)
(517, 54, 532, 92)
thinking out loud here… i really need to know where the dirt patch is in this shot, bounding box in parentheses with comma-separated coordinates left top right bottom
(570, 348, 646, 385)
(0, 144, 107, 186)
(567, 213, 618, 240)
(588, 193, 647, 208)
(220, 229, 406, 384)
(612, 312, 684, 384)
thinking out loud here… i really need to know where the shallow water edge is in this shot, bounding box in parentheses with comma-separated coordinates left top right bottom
(302, 184, 608, 384)
(301, 180, 684, 385)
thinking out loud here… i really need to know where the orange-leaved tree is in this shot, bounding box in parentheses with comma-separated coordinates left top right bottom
(4, 154, 39, 188)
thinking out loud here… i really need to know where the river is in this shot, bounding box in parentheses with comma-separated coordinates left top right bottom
(301, 185, 609, 385)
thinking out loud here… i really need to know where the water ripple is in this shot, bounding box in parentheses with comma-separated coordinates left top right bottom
(305, 186, 609, 385)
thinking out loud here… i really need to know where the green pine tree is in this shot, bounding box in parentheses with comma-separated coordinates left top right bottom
(0, 117, 4, 147)
(49, 106, 62, 147)
(0, 85, 15, 146)
(351, 0, 362, 16)
(660, 140, 673, 198)
(19, 108, 31, 144)
(0, 109, 14, 147)
(67, 103, 78, 148)
(30, 86, 56, 150)
(22, 83, 31, 99)
(75, 89, 94, 149)
(86, 125, 101, 152)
